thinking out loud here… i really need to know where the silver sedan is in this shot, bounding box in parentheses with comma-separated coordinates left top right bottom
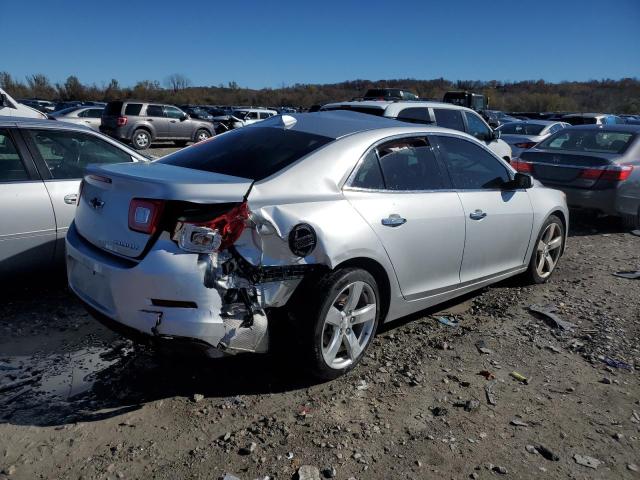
(50, 106, 105, 131)
(66, 111, 568, 379)
(498, 120, 570, 157)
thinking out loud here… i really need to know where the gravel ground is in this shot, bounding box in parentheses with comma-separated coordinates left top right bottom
(0, 217, 639, 480)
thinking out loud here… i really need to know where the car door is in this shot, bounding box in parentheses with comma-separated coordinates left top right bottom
(434, 134, 534, 283)
(78, 108, 103, 131)
(22, 128, 136, 261)
(145, 104, 169, 138)
(343, 135, 466, 300)
(164, 106, 191, 139)
(0, 128, 56, 273)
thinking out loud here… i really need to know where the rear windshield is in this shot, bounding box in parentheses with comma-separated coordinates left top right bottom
(104, 102, 123, 116)
(538, 130, 635, 154)
(157, 127, 333, 181)
(499, 123, 545, 135)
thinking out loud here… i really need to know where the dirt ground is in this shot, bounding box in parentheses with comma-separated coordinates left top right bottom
(1, 216, 639, 480)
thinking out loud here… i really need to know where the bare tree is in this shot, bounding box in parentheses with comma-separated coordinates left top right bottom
(25, 73, 55, 99)
(164, 74, 191, 93)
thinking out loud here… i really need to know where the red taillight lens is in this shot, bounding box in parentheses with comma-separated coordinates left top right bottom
(511, 158, 533, 173)
(579, 165, 633, 181)
(128, 199, 165, 234)
(514, 142, 537, 149)
(117, 116, 128, 126)
(198, 202, 250, 250)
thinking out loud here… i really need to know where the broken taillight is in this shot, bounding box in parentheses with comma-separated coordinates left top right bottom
(175, 202, 250, 253)
(128, 198, 165, 234)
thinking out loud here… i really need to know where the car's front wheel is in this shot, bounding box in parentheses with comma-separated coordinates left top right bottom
(131, 129, 151, 150)
(526, 214, 564, 284)
(304, 268, 379, 380)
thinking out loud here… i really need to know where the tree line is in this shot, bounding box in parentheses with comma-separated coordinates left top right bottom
(1, 72, 638, 113)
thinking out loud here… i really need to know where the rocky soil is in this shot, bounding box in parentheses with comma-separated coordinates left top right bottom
(0, 218, 639, 480)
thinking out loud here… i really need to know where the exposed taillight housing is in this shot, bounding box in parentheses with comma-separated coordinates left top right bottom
(511, 158, 533, 173)
(117, 116, 128, 126)
(128, 199, 164, 234)
(514, 142, 537, 149)
(174, 202, 250, 253)
(579, 164, 633, 181)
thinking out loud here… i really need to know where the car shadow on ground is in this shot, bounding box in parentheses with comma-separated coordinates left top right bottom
(1, 215, 633, 428)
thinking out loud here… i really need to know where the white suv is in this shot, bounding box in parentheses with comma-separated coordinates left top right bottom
(321, 100, 512, 161)
(231, 108, 278, 128)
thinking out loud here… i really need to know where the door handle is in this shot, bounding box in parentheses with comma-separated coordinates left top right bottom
(170, 120, 177, 123)
(148, 118, 154, 121)
(381, 214, 407, 227)
(64, 194, 78, 205)
(469, 209, 487, 220)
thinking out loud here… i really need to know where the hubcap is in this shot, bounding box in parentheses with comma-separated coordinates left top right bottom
(197, 132, 209, 141)
(321, 281, 376, 370)
(135, 133, 149, 147)
(535, 223, 563, 278)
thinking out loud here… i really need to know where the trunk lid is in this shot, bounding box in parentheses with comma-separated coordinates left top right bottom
(74, 162, 253, 259)
(519, 150, 617, 188)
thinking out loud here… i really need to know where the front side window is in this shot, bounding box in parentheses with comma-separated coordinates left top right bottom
(246, 112, 259, 120)
(164, 106, 184, 119)
(146, 105, 164, 117)
(0, 130, 29, 182)
(433, 108, 465, 132)
(86, 109, 103, 118)
(350, 150, 385, 190)
(464, 111, 491, 139)
(26, 130, 133, 180)
(376, 137, 446, 191)
(437, 135, 510, 190)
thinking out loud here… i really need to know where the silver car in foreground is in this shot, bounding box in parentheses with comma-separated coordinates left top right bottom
(498, 120, 570, 157)
(66, 111, 568, 379)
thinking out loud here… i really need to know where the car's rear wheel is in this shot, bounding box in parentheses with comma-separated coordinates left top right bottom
(195, 129, 211, 143)
(526, 214, 564, 284)
(305, 268, 379, 380)
(131, 129, 151, 150)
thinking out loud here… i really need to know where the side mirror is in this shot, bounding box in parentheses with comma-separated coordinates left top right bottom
(0, 93, 6, 107)
(491, 129, 500, 140)
(501, 172, 533, 190)
(180, 113, 188, 121)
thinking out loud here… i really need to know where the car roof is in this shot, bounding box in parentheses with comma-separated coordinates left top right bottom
(500, 120, 561, 127)
(0, 117, 97, 131)
(253, 110, 467, 139)
(321, 100, 475, 116)
(562, 113, 607, 118)
(564, 124, 640, 132)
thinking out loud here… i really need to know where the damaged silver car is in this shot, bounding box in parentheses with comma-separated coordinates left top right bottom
(66, 111, 569, 379)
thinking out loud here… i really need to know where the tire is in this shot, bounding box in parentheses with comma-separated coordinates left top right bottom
(621, 206, 640, 230)
(525, 214, 564, 284)
(174, 140, 188, 147)
(194, 129, 211, 143)
(131, 129, 151, 150)
(302, 268, 380, 380)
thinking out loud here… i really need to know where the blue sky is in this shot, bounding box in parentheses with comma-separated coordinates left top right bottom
(2, 0, 638, 89)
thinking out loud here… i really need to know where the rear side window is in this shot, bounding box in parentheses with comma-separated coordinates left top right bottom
(433, 109, 465, 132)
(158, 127, 333, 181)
(124, 103, 143, 116)
(464, 112, 491, 139)
(396, 107, 431, 124)
(0, 130, 29, 182)
(351, 150, 385, 190)
(437, 135, 510, 189)
(104, 101, 123, 116)
(376, 137, 446, 191)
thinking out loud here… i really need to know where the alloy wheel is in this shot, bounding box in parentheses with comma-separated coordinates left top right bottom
(135, 132, 149, 148)
(197, 131, 210, 142)
(321, 281, 376, 369)
(535, 223, 563, 279)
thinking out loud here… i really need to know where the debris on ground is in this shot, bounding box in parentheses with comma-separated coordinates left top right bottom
(484, 382, 497, 406)
(612, 270, 640, 279)
(478, 370, 495, 380)
(510, 418, 529, 427)
(573, 454, 602, 469)
(296, 465, 321, 480)
(536, 445, 560, 461)
(528, 304, 577, 330)
(509, 371, 528, 384)
(601, 356, 633, 370)
(436, 316, 459, 327)
(474, 340, 493, 355)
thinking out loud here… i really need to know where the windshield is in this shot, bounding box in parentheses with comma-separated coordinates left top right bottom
(157, 127, 333, 181)
(499, 123, 545, 135)
(538, 130, 634, 154)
